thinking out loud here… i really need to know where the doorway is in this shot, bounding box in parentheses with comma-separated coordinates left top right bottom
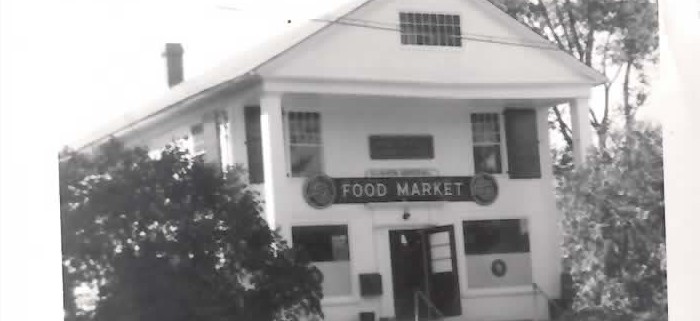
(389, 229, 427, 319)
(389, 226, 462, 320)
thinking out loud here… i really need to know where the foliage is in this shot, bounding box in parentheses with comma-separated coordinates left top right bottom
(489, 0, 658, 153)
(60, 140, 323, 321)
(556, 122, 666, 321)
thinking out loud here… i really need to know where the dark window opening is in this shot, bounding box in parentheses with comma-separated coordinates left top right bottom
(463, 219, 530, 255)
(244, 106, 265, 184)
(292, 225, 349, 262)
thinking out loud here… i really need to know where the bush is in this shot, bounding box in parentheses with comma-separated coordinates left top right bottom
(60, 140, 323, 321)
(557, 123, 666, 321)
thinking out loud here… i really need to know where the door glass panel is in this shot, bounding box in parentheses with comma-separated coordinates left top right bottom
(425, 225, 462, 317)
(431, 258, 453, 273)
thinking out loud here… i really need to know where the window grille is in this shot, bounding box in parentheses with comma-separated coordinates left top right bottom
(288, 111, 323, 176)
(399, 12, 462, 47)
(471, 113, 502, 174)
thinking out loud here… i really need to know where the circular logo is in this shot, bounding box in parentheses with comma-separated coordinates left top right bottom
(470, 173, 498, 205)
(303, 174, 336, 209)
(491, 259, 507, 277)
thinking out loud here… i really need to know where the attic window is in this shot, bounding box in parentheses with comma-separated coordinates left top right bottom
(399, 12, 462, 47)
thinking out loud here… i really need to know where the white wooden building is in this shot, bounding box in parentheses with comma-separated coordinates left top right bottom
(78, 0, 604, 320)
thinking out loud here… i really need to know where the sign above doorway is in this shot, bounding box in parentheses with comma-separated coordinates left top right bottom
(302, 173, 498, 208)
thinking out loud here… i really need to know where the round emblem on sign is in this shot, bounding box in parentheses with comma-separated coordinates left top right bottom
(491, 259, 507, 277)
(470, 173, 498, 205)
(303, 174, 336, 209)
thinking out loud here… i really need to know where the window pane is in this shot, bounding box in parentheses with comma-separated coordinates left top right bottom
(292, 225, 351, 296)
(288, 111, 323, 176)
(292, 225, 350, 262)
(290, 145, 322, 176)
(463, 219, 530, 255)
(473, 145, 502, 174)
(399, 12, 462, 47)
(471, 113, 502, 174)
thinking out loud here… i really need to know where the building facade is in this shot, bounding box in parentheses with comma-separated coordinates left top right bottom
(78, 0, 604, 320)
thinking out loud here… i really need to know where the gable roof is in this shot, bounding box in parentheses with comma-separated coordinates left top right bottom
(75, 0, 605, 151)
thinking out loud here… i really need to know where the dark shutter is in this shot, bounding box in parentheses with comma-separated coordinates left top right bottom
(244, 106, 265, 184)
(504, 109, 541, 179)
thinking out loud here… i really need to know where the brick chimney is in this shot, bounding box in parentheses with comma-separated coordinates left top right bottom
(163, 43, 184, 87)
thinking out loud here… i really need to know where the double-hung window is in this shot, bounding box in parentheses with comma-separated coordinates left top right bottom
(471, 113, 502, 174)
(292, 225, 351, 296)
(189, 123, 207, 159)
(288, 111, 323, 176)
(399, 12, 462, 47)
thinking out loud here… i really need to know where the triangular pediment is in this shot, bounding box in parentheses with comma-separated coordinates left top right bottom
(258, 0, 605, 86)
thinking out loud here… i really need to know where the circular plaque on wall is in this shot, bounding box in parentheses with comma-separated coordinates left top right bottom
(470, 173, 499, 205)
(302, 174, 336, 209)
(491, 259, 508, 277)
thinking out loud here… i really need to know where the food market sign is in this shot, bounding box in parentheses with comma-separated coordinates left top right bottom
(303, 174, 498, 209)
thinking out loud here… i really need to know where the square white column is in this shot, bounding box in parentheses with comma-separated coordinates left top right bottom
(228, 102, 246, 166)
(259, 92, 289, 238)
(570, 98, 593, 166)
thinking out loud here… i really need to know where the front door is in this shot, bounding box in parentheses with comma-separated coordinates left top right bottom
(389, 229, 427, 320)
(389, 226, 462, 319)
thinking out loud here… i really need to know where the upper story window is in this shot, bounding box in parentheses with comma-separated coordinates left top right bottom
(213, 110, 233, 172)
(189, 123, 207, 159)
(399, 12, 462, 47)
(471, 113, 502, 174)
(288, 111, 323, 177)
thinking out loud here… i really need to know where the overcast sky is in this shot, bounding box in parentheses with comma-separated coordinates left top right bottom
(4, 0, 660, 151)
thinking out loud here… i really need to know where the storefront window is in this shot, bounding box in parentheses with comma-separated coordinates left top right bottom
(462, 219, 532, 288)
(292, 225, 351, 296)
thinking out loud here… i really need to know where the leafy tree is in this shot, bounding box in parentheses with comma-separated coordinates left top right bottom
(60, 140, 323, 321)
(556, 122, 666, 321)
(489, 0, 658, 158)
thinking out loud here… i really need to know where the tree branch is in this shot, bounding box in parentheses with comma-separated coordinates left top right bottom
(590, 108, 600, 128)
(552, 105, 573, 148)
(602, 83, 611, 130)
(609, 63, 626, 85)
(537, 0, 567, 51)
(564, 0, 586, 61)
(554, 1, 578, 59)
(583, 2, 596, 67)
